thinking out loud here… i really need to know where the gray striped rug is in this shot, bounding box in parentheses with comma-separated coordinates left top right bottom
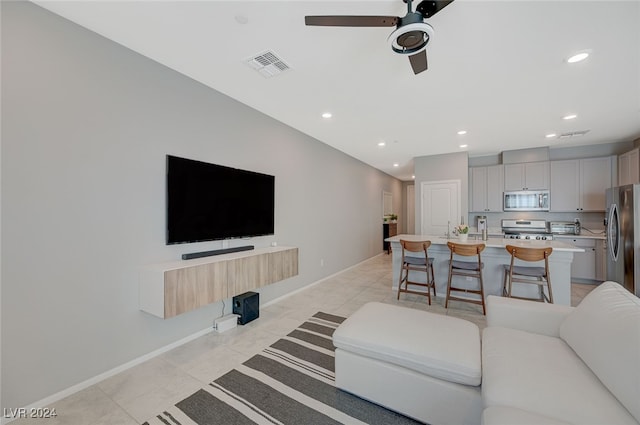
(143, 312, 423, 425)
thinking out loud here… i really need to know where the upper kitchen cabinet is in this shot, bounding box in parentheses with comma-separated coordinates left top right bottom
(470, 165, 504, 212)
(550, 156, 614, 212)
(504, 161, 549, 191)
(618, 147, 639, 186)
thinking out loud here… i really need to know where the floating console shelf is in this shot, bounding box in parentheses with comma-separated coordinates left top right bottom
(139, 246, 298, 318)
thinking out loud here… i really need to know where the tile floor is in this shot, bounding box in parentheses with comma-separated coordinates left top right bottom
(11, 254, 597, 425)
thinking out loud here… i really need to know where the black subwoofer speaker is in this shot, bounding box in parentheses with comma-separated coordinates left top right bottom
(233, 291, 259, 325)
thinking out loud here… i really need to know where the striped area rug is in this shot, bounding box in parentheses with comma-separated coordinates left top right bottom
(143, 312, 422, 425)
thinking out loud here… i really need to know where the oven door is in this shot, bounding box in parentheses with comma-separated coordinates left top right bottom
(504, 191, 550, 211)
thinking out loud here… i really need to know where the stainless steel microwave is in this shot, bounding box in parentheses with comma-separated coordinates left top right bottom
(504, 190, 550, 211)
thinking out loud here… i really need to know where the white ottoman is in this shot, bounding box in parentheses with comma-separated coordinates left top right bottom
(333, 302, 482, 425)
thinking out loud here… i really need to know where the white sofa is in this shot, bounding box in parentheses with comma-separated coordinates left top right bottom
(482, 281, 640, 425)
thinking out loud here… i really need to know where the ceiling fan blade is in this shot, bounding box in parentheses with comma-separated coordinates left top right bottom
(416, 0, 454, 19)
(305, 15, 399, 27)
(409, 50, 428, 74)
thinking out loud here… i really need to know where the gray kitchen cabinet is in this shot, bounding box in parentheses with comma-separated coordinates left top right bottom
(595, 239, 607, 281)
(618, 147, 639, 186)
(550, 156, 613, 212)
(470, 165, 504, 212)
(566, 237, 597, 281)
(550, 160, 580, 211)
(504, 161, 549, 191)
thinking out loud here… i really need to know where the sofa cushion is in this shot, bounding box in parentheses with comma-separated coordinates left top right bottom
(333, 302, 481, 386)
(482, 406, 572, 425)
(559, 281, 640, 423)
(482, 326, 638, 425)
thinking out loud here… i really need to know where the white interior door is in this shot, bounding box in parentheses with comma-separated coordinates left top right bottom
(407, 185, 415, 234)
(421, 180, 461, 236)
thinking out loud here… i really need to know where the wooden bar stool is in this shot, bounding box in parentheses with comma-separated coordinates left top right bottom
(503, 244, 554, 303)
(397, 240, 436, 305)
(446, 242, 486, 315)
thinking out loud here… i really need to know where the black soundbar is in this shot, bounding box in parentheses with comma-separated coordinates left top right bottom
(182, 245, 254, 260)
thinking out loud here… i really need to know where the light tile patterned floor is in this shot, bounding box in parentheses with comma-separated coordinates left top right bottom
(11, 254, 596, 424)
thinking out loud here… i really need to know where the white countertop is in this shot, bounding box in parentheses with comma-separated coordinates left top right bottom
(386, 234, 584, 252)
(553, 233, 606, 240)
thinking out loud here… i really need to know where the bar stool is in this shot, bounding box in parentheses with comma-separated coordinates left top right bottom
(445, 242, 486, 315)
(397, 240, 436, 305)
(503, 245, 553, 303)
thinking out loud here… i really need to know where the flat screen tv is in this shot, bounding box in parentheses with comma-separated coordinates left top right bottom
(166, 155, 275, 244)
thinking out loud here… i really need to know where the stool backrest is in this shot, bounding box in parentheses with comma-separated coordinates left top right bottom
(401, 240, 431, 254)
(505, 245, 553, 262)
(447, 242, 485, 257)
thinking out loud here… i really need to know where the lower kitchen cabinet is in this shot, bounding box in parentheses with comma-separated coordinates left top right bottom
(596, 239, 607, 281)
(571, 238, 596, 281)
(559, 237, 602, 282)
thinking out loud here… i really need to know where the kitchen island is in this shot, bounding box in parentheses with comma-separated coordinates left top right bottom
(386, 234, 585, 306)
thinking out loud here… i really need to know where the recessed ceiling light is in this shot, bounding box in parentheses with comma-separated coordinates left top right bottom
(457, 130, 467, 135)
(563, 114, 577, 120)
(459, 144, 468, 148)
(322, 112, 332, 119)
(412, 175, 415, 179)
(567, 52, 589, 63)
(378, 141, 386, 147)
(393, 163, 399, 167)
(545, 133, 557, 138)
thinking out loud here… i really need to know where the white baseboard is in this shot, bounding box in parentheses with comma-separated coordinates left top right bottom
(1, 326, 214, 425)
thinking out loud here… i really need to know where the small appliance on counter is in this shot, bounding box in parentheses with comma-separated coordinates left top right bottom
(476, 216, 488, 240)
(550, 219, 581, 235)
(502, 219, 553, 240)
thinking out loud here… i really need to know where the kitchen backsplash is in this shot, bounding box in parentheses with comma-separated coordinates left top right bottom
(467, 211, 606, 235)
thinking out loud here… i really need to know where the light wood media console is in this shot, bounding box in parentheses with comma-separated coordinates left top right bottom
(139, 246, 298, 318)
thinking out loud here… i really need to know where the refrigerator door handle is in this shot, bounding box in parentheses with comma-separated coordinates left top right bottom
(608, 203, 619, 262)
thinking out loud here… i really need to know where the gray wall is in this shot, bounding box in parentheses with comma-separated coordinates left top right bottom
(1, 2, 402, 408)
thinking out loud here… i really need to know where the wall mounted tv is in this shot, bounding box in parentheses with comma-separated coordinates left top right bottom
(166, 155, 275, 244)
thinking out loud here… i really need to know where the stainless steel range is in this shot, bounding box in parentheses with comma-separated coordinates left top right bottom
(502, 219, 553, 240)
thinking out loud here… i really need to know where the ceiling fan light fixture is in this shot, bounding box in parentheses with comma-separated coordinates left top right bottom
(388, 22, 433, 55)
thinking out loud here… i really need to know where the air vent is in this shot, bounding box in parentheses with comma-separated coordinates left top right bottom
(558, 130, 590, 139)
(246, 51, 291, 78)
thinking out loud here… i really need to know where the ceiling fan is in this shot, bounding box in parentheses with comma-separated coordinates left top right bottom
(305, 0, 454, 75)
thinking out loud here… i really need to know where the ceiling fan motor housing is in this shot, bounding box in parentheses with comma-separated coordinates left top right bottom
(388, 12, 433, 55)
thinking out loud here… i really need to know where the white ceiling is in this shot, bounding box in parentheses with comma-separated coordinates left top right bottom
(35, 0, 640, 180)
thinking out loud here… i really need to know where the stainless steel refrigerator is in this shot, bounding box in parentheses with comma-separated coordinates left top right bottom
(606, 184, 640, 296)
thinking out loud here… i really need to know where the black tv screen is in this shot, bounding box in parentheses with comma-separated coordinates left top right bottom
(166, 155, 275, 244)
